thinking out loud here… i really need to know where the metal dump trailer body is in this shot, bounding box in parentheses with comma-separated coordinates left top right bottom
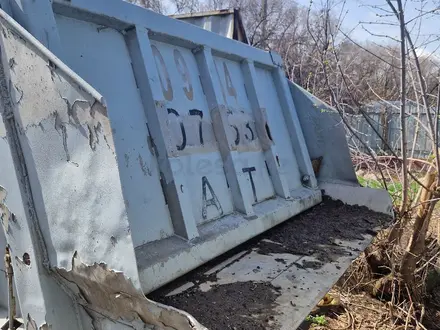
(0, 1, 392, 329)
(3, 0, 323, 292)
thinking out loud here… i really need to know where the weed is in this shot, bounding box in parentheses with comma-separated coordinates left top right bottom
(305, 314, 327, 326)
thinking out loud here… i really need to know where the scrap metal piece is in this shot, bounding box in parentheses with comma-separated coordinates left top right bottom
(56, 252, 208, 330)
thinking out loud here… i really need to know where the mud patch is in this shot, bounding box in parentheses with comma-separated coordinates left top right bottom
(274, 258, 287, 265)
(154, 281, 281, 330)
(301, 260, 323, 269)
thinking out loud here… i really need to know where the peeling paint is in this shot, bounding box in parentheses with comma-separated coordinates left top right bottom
(103, 134, 115, 155)
(25, 314, 51, 330)
(87, 123, 97, 151)
(60, 97, 114, 154)
(12, 63, 113, 155)
(56, 253, 208, 330)
(138, 154, 152, 176)
(9, 57, 16, 69)
(0, 119, 6, 138)
(12, 84, 23, 105)
(54, 112, 70, 161)
(0, 185, 11, 232)
(8, 79, 23, 105)
(208, 104, 262, 152)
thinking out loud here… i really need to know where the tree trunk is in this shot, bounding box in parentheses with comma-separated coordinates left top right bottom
(386, 0, 408, 247)
(396, 0, 409, 214)
(260, 0, 268, 49)
(400, 171, 437, 290)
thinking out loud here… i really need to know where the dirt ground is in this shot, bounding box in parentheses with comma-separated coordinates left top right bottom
(149, 197, 391, 330)
(298, 274, 440, 330)
(301, 207, 440, 330)
(297, 290, 398, 330)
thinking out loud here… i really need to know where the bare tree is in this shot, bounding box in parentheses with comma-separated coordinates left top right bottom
(125, 0, 165, 13)
(171, 0, 200, 14)
(301, 0, 440, 307)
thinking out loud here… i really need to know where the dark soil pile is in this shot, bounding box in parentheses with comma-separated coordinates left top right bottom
(255, 197, 390, 262)
(149, 197, 392, 330)
(158, 282, 281, 330)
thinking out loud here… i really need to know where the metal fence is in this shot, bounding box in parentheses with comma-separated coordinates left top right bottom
(346, 101, 435, 159)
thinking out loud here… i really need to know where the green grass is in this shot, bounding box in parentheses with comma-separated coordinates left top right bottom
(357, 175, 420, 204)
(305, 314, 327, 326)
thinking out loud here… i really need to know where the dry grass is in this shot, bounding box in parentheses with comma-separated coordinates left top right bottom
(300, 152, 440, 329)
(306, 292, 399, 330)
(300, 215, 440, 330)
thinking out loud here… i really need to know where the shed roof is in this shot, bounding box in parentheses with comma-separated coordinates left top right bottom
(170, 8, 248, 44)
